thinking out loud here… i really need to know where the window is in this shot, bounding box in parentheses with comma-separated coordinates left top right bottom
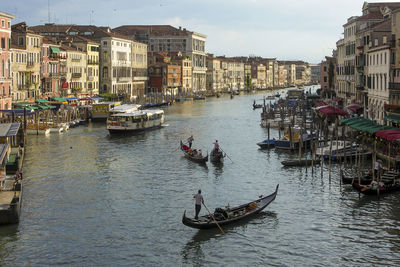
(1, 20, 4, 28)
(1, 38, 4, 49)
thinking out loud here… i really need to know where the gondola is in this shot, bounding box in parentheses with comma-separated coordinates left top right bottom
(257, 139, 275, 149)
(210, 149, 225, 163)
(341, 173, 372, 185)
(182, 185, 279, 229)
(180, 141, 208, 164)
(253, 104, 262, 109)
(281, 158, 320, 167)
(352, 182, 400, 195)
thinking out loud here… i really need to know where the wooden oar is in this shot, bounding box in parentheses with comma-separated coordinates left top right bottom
(219, 147, 233, 163)
(203, 203, 225, 235)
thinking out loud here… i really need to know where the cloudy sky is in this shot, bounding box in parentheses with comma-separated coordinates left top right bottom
(2, 0, 397, 63)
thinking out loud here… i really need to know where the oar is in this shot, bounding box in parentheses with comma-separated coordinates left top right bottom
(220, 147, 233, 163)
(202, 203, 225, 235)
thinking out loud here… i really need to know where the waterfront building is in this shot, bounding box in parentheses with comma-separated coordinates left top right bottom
(233, 61, 245, 90)
(113, 25, 207, 93)
(266, 60, 274, 88)
(0, 11, 14, 109)
(364, 20, 391, 124)
(60, 44, 86, 97)
(148, 53, 181, 95)
(244, 64, 252, 90)
(171, 54, 192, 94)
(320, 56, 335, 92)
(278, 65, 287, 87)
(256, 64, 266, 89)
(40, 38, 62, 98)
(66, 36, 100, 96)
(206, 54, 223, 93)
(10, 44, 27, 102)
(310, 63, 321, 84)
(11, 22, 42, 101)
(284, 63, 296, 87)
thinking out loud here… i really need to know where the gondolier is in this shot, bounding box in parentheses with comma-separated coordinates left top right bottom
(194, 190, 204, 219)
(188, 135, 194, 148)
(213, 140, 219, 152)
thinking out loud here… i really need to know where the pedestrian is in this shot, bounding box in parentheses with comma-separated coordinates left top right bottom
(188, 135, 194, 148)
(193, 189, 204, 219)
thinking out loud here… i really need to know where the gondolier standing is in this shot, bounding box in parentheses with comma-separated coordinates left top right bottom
(213, 140, 219, 152)
(194, 190, 204, 219)
(188, 135, 194, 148)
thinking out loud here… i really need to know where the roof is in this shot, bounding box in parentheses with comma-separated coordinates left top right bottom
(113, 25, 193, 38)
(0, 11, 15, 19)
(0, 123, 20, 137)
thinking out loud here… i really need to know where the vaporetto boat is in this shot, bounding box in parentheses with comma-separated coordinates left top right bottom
(106, 109, 164, 134)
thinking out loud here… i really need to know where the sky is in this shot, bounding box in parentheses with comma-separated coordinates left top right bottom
(2, 0, 399, 63)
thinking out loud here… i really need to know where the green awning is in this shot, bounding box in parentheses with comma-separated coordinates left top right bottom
(49, 62, 58, 65)
(50, 97, 67, 102)
(36, 99, 48, 103)
(385, 114, 400, 123)
(50, 47, 60, 53)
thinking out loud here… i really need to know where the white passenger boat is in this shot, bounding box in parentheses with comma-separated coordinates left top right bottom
(108, 104, 141, 116)
(107, 109, 164, 134)
(315, 140, 357, 159)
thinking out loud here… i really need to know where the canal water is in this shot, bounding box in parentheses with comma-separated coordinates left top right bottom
(1, 86, 400, 266)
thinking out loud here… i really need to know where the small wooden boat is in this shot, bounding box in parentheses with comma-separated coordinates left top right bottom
(180, 141, 208, 164)
(281, 158, 320, 167)
(257, 139, 275, 149)
(210, 149, 225, 163)
(182, 185, 279, 229)
(352, 182, 400, 195)
(253, 104, 262, 109)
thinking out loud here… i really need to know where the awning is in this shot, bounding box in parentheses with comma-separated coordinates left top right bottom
(66, 97, 78, 101)
(385, 114, 400, 123)
(50, 46, 60, 53)
(36, 99, 48, 103)
(62, 82, 68, 89)
(51, 97, 67, 102)
(318, 106, 347, 116)
(376, 129, 400, 140)
(346, 104, 362, 112)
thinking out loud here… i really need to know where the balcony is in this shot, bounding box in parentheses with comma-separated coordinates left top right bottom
(389, 82, 400, 90)
(0, 77, 11, 83)
(72, 73, 82, 78)
(71, 58, 81, 62)
(87, 60, 99, 65)
(116, 76, 131, 82)
(50, 73, 61, 78)
(87, 76, 94, 81)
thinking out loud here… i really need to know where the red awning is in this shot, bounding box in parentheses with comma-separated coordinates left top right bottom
(346, 104, 362, 112)
(315, 101, 326, 107)
(62, 82, 68, 89)
(376, 130, 400, 140)
(318, 106, 347, 116)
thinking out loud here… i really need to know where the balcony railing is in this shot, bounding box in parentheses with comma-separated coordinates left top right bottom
(50, 73, 61, 78)
(71, 58, 81, 62)
(71, 73, 82, 78)
(116, 76, 131, 82)
(87, 60, 99, 65)
(389, 82, 400, 90)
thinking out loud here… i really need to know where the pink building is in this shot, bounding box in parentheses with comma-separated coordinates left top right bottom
(41, 38, 63, 98)
(0, 11, 14, 109)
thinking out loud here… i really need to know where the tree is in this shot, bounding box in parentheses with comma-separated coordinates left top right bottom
(245, 74, 252, 91)
(328, 60, 335, 90)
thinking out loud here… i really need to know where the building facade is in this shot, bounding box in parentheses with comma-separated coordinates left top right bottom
(0, 11, 14, 109)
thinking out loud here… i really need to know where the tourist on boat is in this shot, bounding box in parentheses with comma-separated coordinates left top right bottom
(213, 140, 220, 152)
(194, 190, 204, 219)
(188, 135, 194, 148)
(198, 149, 202, 157)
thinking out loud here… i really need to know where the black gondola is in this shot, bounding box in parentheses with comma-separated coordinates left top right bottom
(180, 141, 208, 164)
(210, 149, 225, 163)
(182, 185, 279, 229)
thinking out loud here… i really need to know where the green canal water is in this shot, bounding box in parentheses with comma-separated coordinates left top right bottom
(1, 86, 400, 266)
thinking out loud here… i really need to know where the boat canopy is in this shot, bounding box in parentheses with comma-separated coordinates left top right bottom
(110, 109, 164, 118)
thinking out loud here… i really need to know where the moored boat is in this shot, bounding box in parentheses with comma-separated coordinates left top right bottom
(180, 142, 208, 164)
(281, 158, 320, 167)
(107, 109, 164, 134)
(257, 139, 275, 149)
(182, 185, 279, 229)
(352, 181, 400, 195)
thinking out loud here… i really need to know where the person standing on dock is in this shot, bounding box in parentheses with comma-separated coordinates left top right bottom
(188, 135, 194, 148)
(194, 190, 204, 219)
